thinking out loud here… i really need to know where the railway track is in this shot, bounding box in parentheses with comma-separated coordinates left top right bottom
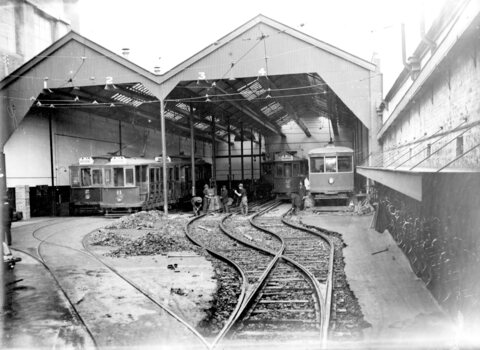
(185, 201, 334, 348)
(12, 218, 210, 349)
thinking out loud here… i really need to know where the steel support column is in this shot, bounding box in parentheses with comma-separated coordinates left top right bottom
(211, 114, 216, 190)
(259, 132, 262, 177)
(0, 151, 6, 310)
(189, 104, 196, 196)
(251, 128, 254, 182)
(228, 117, 232, 189)
(49, 113, 56, 216)
(160, 98, 168, 216)
(118, 120, 122, 156)
(241, 123, 244, 182)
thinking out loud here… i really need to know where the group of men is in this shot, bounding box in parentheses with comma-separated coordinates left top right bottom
(191, 182, 248, 216)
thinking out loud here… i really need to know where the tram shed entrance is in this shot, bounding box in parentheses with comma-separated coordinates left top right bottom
(0, 14, 381, 231)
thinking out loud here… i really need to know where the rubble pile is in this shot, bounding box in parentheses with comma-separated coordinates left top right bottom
(89, 229, 132, 246)
(108, 231, 199, 258)
(104, 210, 165, 229)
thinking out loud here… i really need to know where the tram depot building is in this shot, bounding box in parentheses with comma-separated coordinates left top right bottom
(1, 0, 480, 348)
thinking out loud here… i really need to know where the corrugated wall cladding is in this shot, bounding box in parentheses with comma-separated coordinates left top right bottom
(5, 110, 212, 187)
(381, 36, 480, 170)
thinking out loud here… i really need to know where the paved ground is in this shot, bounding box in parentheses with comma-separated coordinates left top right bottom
(302, 213, 456, 349)
(2, 216, 216, 349)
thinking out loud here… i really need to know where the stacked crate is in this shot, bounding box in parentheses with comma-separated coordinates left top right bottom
(15, 185, 30, 220)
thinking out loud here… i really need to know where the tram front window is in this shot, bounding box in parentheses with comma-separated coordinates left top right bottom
(92, 169, 103, 185)
(105, 169, 112, 186)
(125, 168, 134, 186)
(276, 164, 283, 177)
(325, 156, 336, 172)
(338, 156, 353, 172)
(80, 168, 92, 186)
(114, 168, 124, 186)
(310, 157, 325, 173)
(284, 163, 292, 177)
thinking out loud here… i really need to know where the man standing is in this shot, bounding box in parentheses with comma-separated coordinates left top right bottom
(203, 184, 212, 214)
(234, 183, 248, 216)
(220, 185, 229, 213)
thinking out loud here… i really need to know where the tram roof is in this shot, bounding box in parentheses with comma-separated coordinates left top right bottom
(308, 145, 354, 155)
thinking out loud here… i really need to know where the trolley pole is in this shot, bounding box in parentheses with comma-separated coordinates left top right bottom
(241, 123, 244, 183)
(160, 98, 168, 216)
(189, 104, 196, 196)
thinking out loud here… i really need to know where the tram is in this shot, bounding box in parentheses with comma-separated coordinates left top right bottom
(261, 152, 308, 199)
(69, 155, 212, 214)
(307, 145, 354, 200)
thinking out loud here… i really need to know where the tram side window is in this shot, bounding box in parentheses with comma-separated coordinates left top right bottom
(338, 156, 353, 172)
(325, 156, 337, 173)
(311, 157, 325, 173)
(284, 163, 292, 177)
(105, 169, 112, 186)
(114, 168, 124, 186)
(92, 169, 103, 185)
(125, 168, 134, 186)
(71, 169, 80, 187)
(174, 166, 179, 181)
(80, 168, 92, 186)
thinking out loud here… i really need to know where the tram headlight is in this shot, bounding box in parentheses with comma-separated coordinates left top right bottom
(328, 177, 335, 185)
(85, 189, 90, 200)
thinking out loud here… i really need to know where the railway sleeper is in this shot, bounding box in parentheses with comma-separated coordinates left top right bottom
(251, 308, 315, 314)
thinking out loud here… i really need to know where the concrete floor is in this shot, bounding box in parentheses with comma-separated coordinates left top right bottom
(2, 217, 216, 349)
(302, 213, 457, 349)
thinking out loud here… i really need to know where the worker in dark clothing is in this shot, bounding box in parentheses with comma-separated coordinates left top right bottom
(291, 181, 307, 215)
(3, 199, 12, 246)
(234, 183, 248, 216)
(220, 185, 229, 213)
(191, 196, 203, 216)
(203, 184, 212, 214)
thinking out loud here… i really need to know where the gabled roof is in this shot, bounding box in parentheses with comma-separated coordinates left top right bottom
(0, 30, 157, 90)
(160, 14, 376, 84)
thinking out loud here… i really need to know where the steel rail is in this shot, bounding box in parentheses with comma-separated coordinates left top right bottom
(184, 213, 248, 350)
(26, 219, 210, 349)
(282, 211, 335, 346)
(216, 202, 327, 346)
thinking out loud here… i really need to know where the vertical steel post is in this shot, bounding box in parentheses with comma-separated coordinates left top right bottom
(189, 104, 196, 196)
(241, 123, 244, 183)
(227, 117, 232, 190)
(211, 114, 216, 190)
(49, 113, 56, 216)
(118, 120, 122, 156)
(250, 128, 254, 182)
(0, 150, 6, 310)
(160, 98, 168, 216)
(259, 132, 262, 177)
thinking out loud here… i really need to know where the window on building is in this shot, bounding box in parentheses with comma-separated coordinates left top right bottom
(338, 156, 353, 172)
